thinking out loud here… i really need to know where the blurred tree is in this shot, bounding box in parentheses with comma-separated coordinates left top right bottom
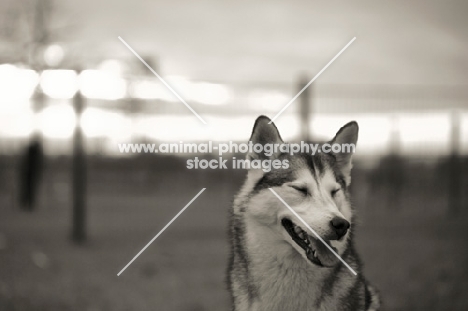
(0, 0, 74, 66)
(1, 0, 58, 212)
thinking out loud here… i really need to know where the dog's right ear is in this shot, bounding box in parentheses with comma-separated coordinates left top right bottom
(247, 115, 283, 160)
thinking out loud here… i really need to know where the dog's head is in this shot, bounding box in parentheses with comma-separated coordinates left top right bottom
(241, 115, 358, 268)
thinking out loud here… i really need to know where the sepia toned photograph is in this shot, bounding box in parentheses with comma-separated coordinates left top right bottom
(0, 0, 467, 310)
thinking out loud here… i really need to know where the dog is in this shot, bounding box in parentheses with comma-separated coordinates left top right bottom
(227, 116, 380, 311)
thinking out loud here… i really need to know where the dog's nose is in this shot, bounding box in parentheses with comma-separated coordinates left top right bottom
(330, 217, 350, 239)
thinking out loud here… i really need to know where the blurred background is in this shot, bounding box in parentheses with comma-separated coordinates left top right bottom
(0, 0, 467, 310)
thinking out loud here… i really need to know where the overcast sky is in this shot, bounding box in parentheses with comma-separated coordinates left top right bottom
(0, 0, 466, 147)
(60, 0, 468, 87)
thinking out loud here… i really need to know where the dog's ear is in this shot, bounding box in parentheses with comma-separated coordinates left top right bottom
(247, 115, 283, 160)
(330, 121, 358, 184)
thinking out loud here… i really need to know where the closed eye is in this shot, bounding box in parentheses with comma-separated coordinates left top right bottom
(290, 185, 308, 196)
(331, 188, 340, 197)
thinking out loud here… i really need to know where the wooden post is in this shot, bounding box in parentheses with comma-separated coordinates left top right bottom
(298, 75, 311, 142)
(449, 110, 461, 215)
(72, 87, 87, 243)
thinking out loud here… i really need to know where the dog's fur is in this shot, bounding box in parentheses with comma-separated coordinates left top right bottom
(227, 116, 380, 311)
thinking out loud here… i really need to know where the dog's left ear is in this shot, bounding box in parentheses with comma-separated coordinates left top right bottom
(247, 115, 283, 160)
(330, 121, 358, 185)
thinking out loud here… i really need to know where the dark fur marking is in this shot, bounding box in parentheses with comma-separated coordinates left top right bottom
(227, 206, 258, 308)
(341, 276, 363, 310)
(321, 152, 348, 191)
(365, 283, 372, 309)
(301, 153, 322, 180)
(315, 260, 343, 308)
(252, 155, 296, 193)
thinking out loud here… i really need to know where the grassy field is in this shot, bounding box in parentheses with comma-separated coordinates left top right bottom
(0, 155, 467, 310)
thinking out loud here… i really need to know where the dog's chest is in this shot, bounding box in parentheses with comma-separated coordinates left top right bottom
(246, 241, 324, 310)
(250, 259, 323, 311)
(243, 221, 322, 309)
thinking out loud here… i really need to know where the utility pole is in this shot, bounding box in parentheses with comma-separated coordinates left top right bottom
(298, 75, 312, 142)
(72, 84, 87, 243)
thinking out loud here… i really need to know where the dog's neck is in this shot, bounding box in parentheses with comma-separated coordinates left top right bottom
(244, 217, 332, 310)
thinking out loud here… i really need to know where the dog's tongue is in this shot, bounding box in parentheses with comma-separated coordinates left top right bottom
(308, 237, 340, 267)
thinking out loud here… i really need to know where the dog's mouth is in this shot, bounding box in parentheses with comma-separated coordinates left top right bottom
(281, 218, 338, 267)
